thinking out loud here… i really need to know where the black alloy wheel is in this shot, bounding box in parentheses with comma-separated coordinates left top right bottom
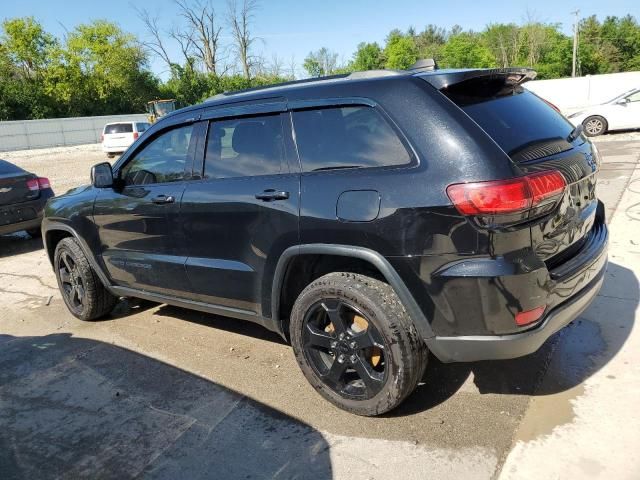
(58, 249, 86, 314)
(302, 298, 387, 400)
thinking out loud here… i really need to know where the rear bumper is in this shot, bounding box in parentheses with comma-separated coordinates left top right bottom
(426, 265, 605, 362)
(0, 216, 42, 235)
(425, 217, 608, 362)
(102, 144, 129, 153)
(0, 192, 52, 235)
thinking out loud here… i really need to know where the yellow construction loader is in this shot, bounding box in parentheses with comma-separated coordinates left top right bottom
(146, 99, 176, 123)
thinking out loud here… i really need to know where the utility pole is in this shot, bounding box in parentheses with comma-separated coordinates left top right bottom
(571, 10, 580, 77)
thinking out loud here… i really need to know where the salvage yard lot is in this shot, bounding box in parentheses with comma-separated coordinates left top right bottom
(1, 134, 639, 479)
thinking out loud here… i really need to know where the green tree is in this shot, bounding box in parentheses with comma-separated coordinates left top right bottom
(351, 42, 384, 71)
(440, 32, 495, 68)
(303, 47, 339, 77)
(482, 23, 522, 67)
(414, 24, 447, 60)
(1, 17, 56, 78)
(0, 17, 56, 119)
(384, 33, 418, 69)
(46, 20, 159, 117)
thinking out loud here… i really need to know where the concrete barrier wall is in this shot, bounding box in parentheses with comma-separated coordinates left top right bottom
(0, 114, 148, 152)
(526, 71, 640, 114)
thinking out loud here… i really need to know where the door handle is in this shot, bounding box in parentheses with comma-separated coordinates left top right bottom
(255, 189, 290, 201)
(151, 195, 175, 204)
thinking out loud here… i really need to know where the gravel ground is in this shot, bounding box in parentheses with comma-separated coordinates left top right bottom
(1, 144, 112, 195)
(0, 135, 639, 478)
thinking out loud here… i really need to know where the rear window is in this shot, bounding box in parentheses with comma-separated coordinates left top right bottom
(104, 123, 134, 134)
(0, 159, 25, 175)
(204, 114, 285, 179)
(442, 79, 574, 158)
(292, 106, 411, 172)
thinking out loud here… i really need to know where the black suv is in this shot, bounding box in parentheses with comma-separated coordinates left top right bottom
(43, 64, 608, 416)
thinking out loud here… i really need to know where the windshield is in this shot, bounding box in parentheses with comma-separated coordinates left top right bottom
(606, 88, 638, 104)
(155, 102, 175, 117)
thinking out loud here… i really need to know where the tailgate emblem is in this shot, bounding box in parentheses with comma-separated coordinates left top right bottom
(0, 187, 12, 193)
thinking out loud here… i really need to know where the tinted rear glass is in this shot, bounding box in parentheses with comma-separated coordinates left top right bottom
(204, 114, 285, 179)
(136, 122, 151, 132)
(292, 106, 411, 172)
(104, 123, 133, 134)
(442, 79, 573, 158)
(0, 159, 25, 175)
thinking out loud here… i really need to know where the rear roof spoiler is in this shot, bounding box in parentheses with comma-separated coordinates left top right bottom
(417, 68, 537, 90)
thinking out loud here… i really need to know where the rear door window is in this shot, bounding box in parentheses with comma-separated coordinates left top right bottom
(204, 114, 286, 179)
(441, 78, 574, 158)
(292, 106, 411, 172)
(104, 123, 134, 134)
(136, 122, 151, 133)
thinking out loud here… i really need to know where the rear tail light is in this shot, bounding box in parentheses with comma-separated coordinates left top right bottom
(446, 170, 566, 216)
(133, 132, 139, 140)
(515, 306, 546, 326)
(26, 177, 50, 191)
(26, 178, 39, 191)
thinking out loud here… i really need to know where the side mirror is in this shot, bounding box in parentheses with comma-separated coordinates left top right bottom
(91, 162, 114, 188)
(616, 98, 630, 105)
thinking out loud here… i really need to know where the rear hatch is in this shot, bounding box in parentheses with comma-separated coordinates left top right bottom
(103, 123, 135, 149)
(0, 160, 39, 206)
(422, 69, 600, 263)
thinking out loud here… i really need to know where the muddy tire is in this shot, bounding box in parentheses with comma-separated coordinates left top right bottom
(290, 272, 428, 416)
(54, 237, 117, 320)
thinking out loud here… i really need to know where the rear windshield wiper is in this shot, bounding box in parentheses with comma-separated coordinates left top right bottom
(312, 165, 363, 172)
(566, 124, 583, 143)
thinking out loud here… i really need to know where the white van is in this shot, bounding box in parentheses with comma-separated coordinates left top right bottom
(101, 121, 151, 157)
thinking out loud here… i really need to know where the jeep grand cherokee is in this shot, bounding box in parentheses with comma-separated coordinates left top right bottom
(43, 62, 608, 416)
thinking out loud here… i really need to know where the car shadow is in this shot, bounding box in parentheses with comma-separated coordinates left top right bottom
(391, 261, 637, 416)
(0, 233, 43, 258)
(84, 262, 635, 419)
(0, 333, 332, 480)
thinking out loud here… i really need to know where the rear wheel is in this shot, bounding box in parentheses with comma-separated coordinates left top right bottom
(290, 272, 428, 416)
(583, 115, 607, 136)
(54, 237, 117, 320)
(106, 153, 116, 159)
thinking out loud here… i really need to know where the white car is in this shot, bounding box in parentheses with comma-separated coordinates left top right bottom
(567, 88, 640, 136)
(101, 121, 151, 158)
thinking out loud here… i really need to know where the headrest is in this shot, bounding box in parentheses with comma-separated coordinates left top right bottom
(232, 121, 272, 154)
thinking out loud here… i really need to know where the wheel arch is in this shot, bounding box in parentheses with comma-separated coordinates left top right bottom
(271, 244, 434, 341)
(43, 221, 113, 290)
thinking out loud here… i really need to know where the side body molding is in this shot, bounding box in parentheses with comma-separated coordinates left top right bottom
(271, 244, 435, 340)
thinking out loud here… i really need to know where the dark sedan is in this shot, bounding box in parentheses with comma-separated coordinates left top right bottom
(0, 159, 54, 237)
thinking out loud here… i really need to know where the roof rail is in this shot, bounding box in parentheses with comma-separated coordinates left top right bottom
(204, 69, 406, 102)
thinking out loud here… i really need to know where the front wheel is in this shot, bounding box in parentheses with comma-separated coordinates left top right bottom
(583, 115, 607, 136)
(54, 237, 117, 320)
(290, 272, 428, 416)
